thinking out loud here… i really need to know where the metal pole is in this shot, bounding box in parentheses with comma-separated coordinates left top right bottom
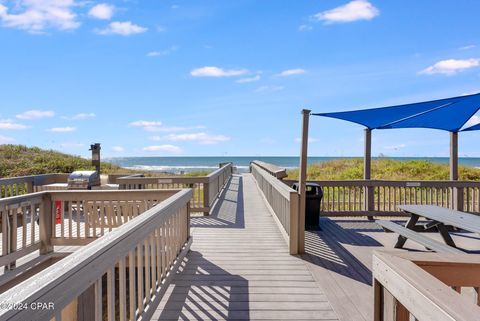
(298, 109, 311, 254)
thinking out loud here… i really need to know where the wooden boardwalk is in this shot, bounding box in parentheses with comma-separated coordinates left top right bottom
(151, 174, 338, 321)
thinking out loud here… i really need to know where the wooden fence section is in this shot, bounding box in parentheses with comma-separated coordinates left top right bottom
(0, 189, 192, 321)
(0, 174, 68, 198)
(373, 251, 480, 321)
(0, 190, 180, 272)
(118, 163, 233, 215)
(284, 179, 480, 216)
(251, 163, 300, 254)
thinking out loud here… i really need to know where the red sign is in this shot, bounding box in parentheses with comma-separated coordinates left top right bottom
(55, 200, 62, 224)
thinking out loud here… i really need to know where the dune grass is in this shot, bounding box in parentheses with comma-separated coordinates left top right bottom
(287, 158, 480, 181)
(0, 144, 136, 177)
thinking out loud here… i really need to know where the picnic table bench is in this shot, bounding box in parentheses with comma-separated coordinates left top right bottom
(376, 205, 480, 254)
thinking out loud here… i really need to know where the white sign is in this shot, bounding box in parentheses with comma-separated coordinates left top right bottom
(406, 182, 421, 187)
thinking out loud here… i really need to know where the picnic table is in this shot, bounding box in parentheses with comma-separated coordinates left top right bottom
(377, 205, 480, 253)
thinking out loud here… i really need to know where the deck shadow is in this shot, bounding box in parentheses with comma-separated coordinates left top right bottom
(303, 218, 381, 286)
(191, 175, 245, 229)
(154, 251, 250, 320)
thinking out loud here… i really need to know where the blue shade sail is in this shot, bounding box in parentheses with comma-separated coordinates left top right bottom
(312, 93, 480, 132)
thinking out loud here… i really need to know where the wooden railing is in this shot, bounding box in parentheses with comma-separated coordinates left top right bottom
(117, 163, 233, 215)
(283, 179, 480, 216)
(0, 174, 68, 198)
(251, 163, 299, 254)
(373, 251, 480, 321)
(0, 190, 178, 272)
(250, 160, 288, 179)
(0, 189, 192, 321)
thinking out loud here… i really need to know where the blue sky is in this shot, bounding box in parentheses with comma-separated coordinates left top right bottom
(1, 0, 480, 157)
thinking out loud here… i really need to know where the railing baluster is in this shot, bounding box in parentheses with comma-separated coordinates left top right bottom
(119, 257, 127, 321)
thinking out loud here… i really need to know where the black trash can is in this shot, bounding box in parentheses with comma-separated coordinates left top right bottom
(292, 182, 323, 230)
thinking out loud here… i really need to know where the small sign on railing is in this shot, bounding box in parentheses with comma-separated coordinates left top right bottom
(158, 179, 173, 184)
(406, 182, 421, 187)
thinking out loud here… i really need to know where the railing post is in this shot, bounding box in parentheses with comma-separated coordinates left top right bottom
(366, 183, 375, 215)
(203, 182, 210, 215)
(40, 193, 54, 254)
(187, 201, 191, 239)
(7, 213, 16, 270)
(289, 191, 299, 255)
(454, 186, 464, 211)
(26, 180, 34, 194)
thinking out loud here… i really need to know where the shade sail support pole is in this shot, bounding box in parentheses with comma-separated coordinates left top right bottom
(364, 129, 374, 219)
(298, 109, 311, 254)
(364, 129, 372, 180)
(450, 132, 458, 181)
(450, 132, 463, 211)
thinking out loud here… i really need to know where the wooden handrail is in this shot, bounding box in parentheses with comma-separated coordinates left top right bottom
(0, 189, 192, 321)
(251, 163, 299, 254)
(0, 189, 184, 272)
(251, 160, 287, 179)
(373, 251, 480, 321)
(117, 163, 233, 215)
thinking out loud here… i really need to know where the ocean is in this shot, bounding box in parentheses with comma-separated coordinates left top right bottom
(107, 156, 480, 174)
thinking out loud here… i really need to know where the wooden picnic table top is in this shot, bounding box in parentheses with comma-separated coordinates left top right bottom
(399, 205, 480, 234)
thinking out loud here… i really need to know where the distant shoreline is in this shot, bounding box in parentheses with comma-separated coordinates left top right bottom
(108, 156, 480, 174)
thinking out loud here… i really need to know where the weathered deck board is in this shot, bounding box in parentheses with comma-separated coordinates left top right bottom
(151, 174, 338, 321)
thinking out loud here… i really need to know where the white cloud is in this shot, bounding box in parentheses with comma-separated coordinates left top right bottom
(295, 137, 319, 143)
(143, 145, 182, 154)
(0, 120, 29, 130)
(236, 75, 261, 83)
(298, 24, 313, 32)
(459, 45, 476, 50)
(146, 125, 206, 133)
(462, 115, 480, 130)
(47, 126, 76, 132)
(147, 46, 178, 57)
(0, 0, 80, 33)
(62, 112, 96, 120)
(254, 85, 284, 93)
(96, 21, 147, 36)
(383, 143, 406, 150)
(277, 68, 306, 77)
(130, 120, 163, 127)
(16, 109, 55, 120)
(130, 120, 206, 132)
(0, 135, 15, 144)
(88, 3, 114, 20)
(419, 58, 480, 75)
(190, 66, 248, 77)
(151, 132, 230, 145)
(112, 146, 125, 152)
(315, 0, 379, 24)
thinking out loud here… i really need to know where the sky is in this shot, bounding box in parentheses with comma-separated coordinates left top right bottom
(1, 0, 480, 158)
